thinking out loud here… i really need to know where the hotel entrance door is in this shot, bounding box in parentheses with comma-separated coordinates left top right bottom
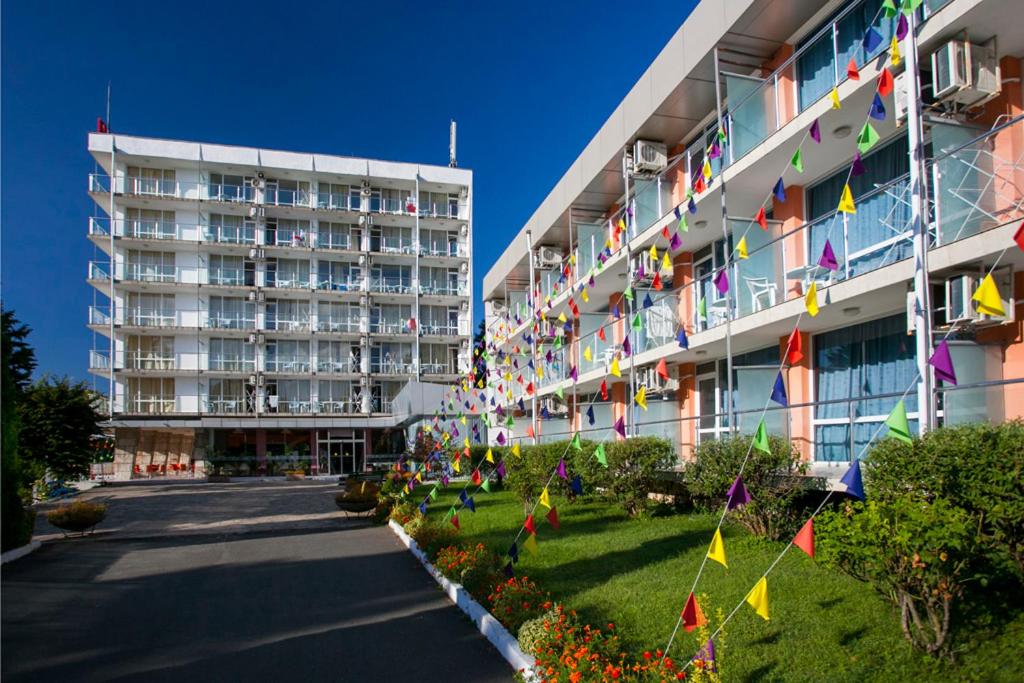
(317, 431, 365, 476)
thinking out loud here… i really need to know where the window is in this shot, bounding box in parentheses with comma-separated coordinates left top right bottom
(208, 296, 255, 329)
(125, 250, 175, 283)
(265, 379, 311, 413)
(317, 183, 352, 210)
(266, 258, 310, 288)
(318, 380, 357, 413)
(421, 344, 457, 375)
(317, 260, 361, 291)
(317, 341, 360, 373)
(370, 343, 413, 374)
(207, 379, 251, 414)
(208, 338, 255, 372)
(371, 265, 411, 293)
(265, 218, 311, 247)
(126, 167, 176, 196)
(265, 340, 310, 373)
(265, 299, 309, 331)
(696, 347, 781, 443)
(317, 301, 361, 333)
(371, 305, 412, 334)
(126, 377, 175, 413)
(207, 213, 256, 245)
(125, 208, 175, 240)
(126, 293, 175, 327)
(318, 222, 358, 250)
(813, 315, 918, 462)
(208, 173, 255, 202)
(266, 178, 310, 207)
(370, 226, 413, 253)
(208, 254, 247, 286)
(126, 336, 174, 370)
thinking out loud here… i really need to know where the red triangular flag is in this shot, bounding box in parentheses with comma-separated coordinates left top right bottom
(546, 506, 560, 530)
(693, 175, 707, 194)
(1014, 220, 1024, 251)
(652, 272, 663, 291)
(597, 327, 606, 342)
(526, 382, 535, 396)
(526, 424, 535, 438)
(681, 592, 707, 632)
(600, 379, 608, 401)
(755, 206, 767, 230)
(661, 225, 671, 239)
(471, 468, 482, 485)
(846, 57, 860, 81)
(524, 514, 536, 535)
(656, 358, 670, 381)
(877, 68, 894, 96)
(451, 513, 460, 530)
(785, 328, 803, 365)
(793, 518, 814, 558)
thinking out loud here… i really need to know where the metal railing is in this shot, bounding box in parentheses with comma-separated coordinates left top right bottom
(316, 318, 361, 333)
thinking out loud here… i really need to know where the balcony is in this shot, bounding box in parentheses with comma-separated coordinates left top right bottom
(123, 176, 179, 198)
(124, 352, 176, 371)
(421, 362, 457, 375)
(317, 359, 359, 374)
(265, 359, 312, 373)
(370, 320, 411, 335)
(316, 233, 358, 251)
(121, 263, 178, 284)
(266, 274, 311, 290)
(124, 309, 180, 328)
(205, 314, 256, 330)
(265, 187, 312, 208)
(317, 317, 361, 333)
(207, 181, 255, 204)
(207, 268, 251, 287)
(124, 397, 176, 414)
(207, 357, 256, 372)
(205, 397, 253, 415)
(418, 202, 459, 220)
(316, 192, 359, 212)
(420, 323, 459, 336)
(373, 236, 416, 255)
(89, 350, 110, 371)
(204, 224, 257, 245)
(265, 318, 310, 333)
(371, 360, 415, 375)
(369, 278, 414, 295)
(316, 276, 363, 293)
(419, 282, 464, 297)
(317, 399, 361, 414)
(89, 306, 112, 327)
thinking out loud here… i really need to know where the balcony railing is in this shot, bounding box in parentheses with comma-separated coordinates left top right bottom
(421, 362, 457, 375)
(89, 350, 110, 371)
(316, 233, 357, 250)
(207, 357, 256, 372)
(205, 314, 256, 330)
(265, 359, 312, 373)
(419, 202, 459, 220)
(316, 192, 359, 212)
(124, 397, 177, 414)
(123, 176, 179, 198)
(316, 277, 363, 292)
(205, 397, 253, 414)
(370, 278, 414, 295)
(265, 187, 312, 208)
(371, 360, 415, 375)
(89, 306, 111, 326)
(370, 320, 410, 335)
(124, 309, 179, 328)
(208, 268, 250, 287)
(420, 323, 459, 336)
(265, 318, 310, 332)
(419, 282, 464, 296)
(374, 237, 416, 254)
(207, 182, 255, 204)
(266, 274, 311, 289)
(317, 359, 359, 374)
(317, 318, 361, 333)
(124, 352, 176, 371)
(204, 224, 257, 245)
(122, 263, 178, 283)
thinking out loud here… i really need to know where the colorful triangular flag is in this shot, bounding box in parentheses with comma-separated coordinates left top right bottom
(746, 577, 769, 620)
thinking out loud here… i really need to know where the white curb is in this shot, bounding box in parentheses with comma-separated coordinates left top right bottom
(1, 540, 41, 565)
(388, 519, 537, 681)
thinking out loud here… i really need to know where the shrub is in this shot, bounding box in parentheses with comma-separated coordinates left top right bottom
(817, 496, 978, 657)
(595, 437, 675, 516)
(47, 500, 107, 534)
(686, 433, 816, 540)
(487, 575, 552, 634)
(505, 440, 587, 509)
(864, 421, 1024, 580)
(516, 607, 557, 656)
(389, 501, 418, 526)
(434, 543, 501, 598)
(409, 518, 460, 562)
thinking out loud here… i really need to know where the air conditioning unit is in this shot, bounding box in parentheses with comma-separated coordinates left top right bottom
(490, 301, 507, 315)
(249, 177, 262, 189)
(460, 224, 469, 237)
(633, 140, 668, 174)
(459, 262, 469, 275)
(257, 172, 265, 180)
(359, 375, 370, 386)
(248, 374, 257, 386)
(931, 37, 1000, 108)
(257, 333, 265, 344)
(248, 206, 258, 218)
(257, 291, 266, 303)
(248, 333, 257, 344)
(893, 70, 909, 125)
(536, 246, 564, 268)
(639, 366, 678, 394)
(909, 267, 1015, 331)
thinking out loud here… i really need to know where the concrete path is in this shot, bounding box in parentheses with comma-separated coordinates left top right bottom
(2, 481, 512, 682)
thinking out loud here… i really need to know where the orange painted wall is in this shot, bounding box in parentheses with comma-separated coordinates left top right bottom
(669, 143, 688, 206)
(677, 362, 698, 462)
(673, 251, 695, 327)
(763, 44, 797, 128)
(978, 58, 1024, 220)
(773, 185, 806, 299)
(782, 332, 814, 462)
(611, 382, 627, 441)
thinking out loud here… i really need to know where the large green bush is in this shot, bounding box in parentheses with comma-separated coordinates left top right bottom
(685, 434, 815, 540)
(504, 440, 590, 510)
(817, 496, 977, 657)
(863, 421, 1024, 579)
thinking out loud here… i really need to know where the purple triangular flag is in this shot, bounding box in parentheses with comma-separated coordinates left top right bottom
(636, 262, 645, 280)
(896, 13, 909, 41)
(809, 119, 821, 144)
(851, 153, 866, 177)
(726, 475, 751, 510)
(929, 340, 957, 385)
(708, 141, 721, 160)
(670, 232, 683, 250)
(818, 239, 839, 271)
(713, 269, 729, 295)
(570, 365, 578, 381)
(496, 431, 506, 445)
(623, 336, 631, 357)
(496, 461, 506, 478)
(557, 458, 568, 480)
(441, 475, 449, 487)
(613, 417, 626, 438)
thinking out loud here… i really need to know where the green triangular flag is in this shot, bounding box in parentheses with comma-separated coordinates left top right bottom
(717, 127, 727, 144)
(623, 286, 634, 302)
(753, 418, 771, 454)
(555, 386, 564, 399)
(679, 216, 688, 232)
(631, 313, 643, 331)
(790, 147, 803, 173)
(885, 400, 913, 443)
(857, 122, 880, 154)
(901, 0, 921, 16)
(594, 443, 608, 467)
(698, 297, 707, 320)
(506, 415, 515, 427)
(571, 432, 582, 451)
(446, 505, 456, 519)
(481, 478, 492, 493)
(882, 0, 897, 17)
(429, 486, 439, 501)
(554, 335, 563, 349)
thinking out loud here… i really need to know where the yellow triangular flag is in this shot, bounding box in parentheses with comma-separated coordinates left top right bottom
(973, 273, 1006, 317)
(485, 448, 495, 463)
(523, 533, 538, 556)
(662, 252, 673, 271)
(453, 457, 461, 473)
(702, 158, 712, 180)
(558, 312, 567, 323)
(537, 365, 544, 379)
(649, 244, 658, 260)
(837, 183, 856, 214)
(512, 443, 521, 458)
(635, 385, 647, 411)
(890, 36, 901, 66)
(539, 486, 552, 509)
(829, 86, 841, 110)
(583, 346, 593, 362)
(805, 281, 820, 317)
(464, 437, 470, 448)
(736, 236, 748, 260)
(610, 356, 621, 377)
(707, 528, 728, 568)
(416, 471, 423, 482)
(460, 415, 467, 425)
(581, 289, 589, 303)
(746, 577, 770, 620)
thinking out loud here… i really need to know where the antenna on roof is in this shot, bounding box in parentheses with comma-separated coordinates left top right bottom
(106, 81, 111, 131)
(449, 120, 457, 168)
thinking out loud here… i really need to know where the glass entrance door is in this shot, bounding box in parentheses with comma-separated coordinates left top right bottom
(317, 431, 366, 476)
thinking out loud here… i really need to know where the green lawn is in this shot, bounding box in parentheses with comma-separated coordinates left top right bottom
(419, 486, 1023, 682)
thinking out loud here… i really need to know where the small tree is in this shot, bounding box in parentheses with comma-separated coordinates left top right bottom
(19, 376, 105, 482)
(1, 308, 37, 550)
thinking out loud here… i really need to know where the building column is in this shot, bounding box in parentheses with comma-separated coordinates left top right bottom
(255, 428, 267, 475)
(782, 332, 813, 462)
(673, 251, 694, 327)
(774, 185, 806, 299)
(309, 430, 319, 475)
(611, 381, 627, 441)
(677, 362, 697, 464)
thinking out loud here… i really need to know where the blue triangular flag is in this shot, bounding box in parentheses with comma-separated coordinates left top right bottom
(508, 542, 519, 563)
(570, 475, 583, 495)
(862, 27, 882, 53)
(612, 304, 620, 319)
(773, 178, 786, 203)
(840, 459, 865, 500)
(459, 489, 469, 505)
(870, 92, 886, 120)
(674, 206, 682, 220)
(770, 372, 788, 407)
(643, 292, 653, 309)
(688, 196, 697, 214)
(419, 501, 428, 515)
(465, 496, 476, 513)
(677, 328, 689, 349)
(586, 405, 595, 426)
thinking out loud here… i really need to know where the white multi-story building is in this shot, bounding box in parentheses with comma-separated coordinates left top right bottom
(86, 134, 473, 478)
(483, 0, 1024, 471)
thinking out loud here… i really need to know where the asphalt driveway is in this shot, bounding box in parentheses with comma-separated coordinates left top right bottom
(1, 481, 512, 682)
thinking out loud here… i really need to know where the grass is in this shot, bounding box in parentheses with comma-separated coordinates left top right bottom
(418, 486, 1023, 682)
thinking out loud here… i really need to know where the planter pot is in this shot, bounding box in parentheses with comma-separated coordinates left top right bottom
(286, 472, 306, 481)
(207, 474, 231, 483)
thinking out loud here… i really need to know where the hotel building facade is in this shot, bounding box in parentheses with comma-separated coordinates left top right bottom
(87, 134, 473, 478)
(483, 0, 1023, 472)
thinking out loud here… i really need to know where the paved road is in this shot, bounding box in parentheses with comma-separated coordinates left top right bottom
(2, 481, 512, 683)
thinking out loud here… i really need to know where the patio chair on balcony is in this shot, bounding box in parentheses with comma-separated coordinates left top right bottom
(744, 276, 778, 312)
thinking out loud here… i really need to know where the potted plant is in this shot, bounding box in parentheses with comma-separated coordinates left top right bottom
(206, 453, 231, 483)
(47, 500, 107, 537)
(285, 454, 307, 480)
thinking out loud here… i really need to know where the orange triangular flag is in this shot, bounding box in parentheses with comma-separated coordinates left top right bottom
(755, 206, 767, 230)
(526, 425, 535, 438)
(846, 57, 860, 81)
(681, 592, 707, 632)
(656, 358, 670, 381)
(877, 68, 894, 96)
(652, 272, 663, 291)
(793, 518, 814, 558)
(786, 328, 803, 365)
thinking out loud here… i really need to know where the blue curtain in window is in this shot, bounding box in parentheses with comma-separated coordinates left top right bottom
(797, 0, 893, 111)
(814, 315, 918, 461)
(808, 136, 910, 278)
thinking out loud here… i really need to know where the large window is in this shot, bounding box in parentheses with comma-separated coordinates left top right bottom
(208, 173, 255, 202)
(371, 305, 412, 334)
(208, 338, 255, 372)
(208, 254, 250, 286)
(126, 293, 175, 327)
(265, 299, 309, 331)
(125, 208, 175, 240)
(126, 167, 176, 196)
(318, 222, 359, 250)
(126, 377, 175, 414)
(696, 347, 782, 443)
(266, 258, 310, 289)
(265, 340, 311, 373)
(208, 296, 255, 329)
(206, 213, 256, 245)
(813, 315, 918, 462)
(317, 260, 361, 291)
(125, 336, 174, 370)
(125, 250, 175, 282)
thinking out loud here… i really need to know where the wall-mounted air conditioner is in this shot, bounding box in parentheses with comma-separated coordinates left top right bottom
(489, 301, 507, 315)
(633, 140, 668, 174)
(536, 247, 564, 268)
(893, 70, 909, 125)
(931, 37, 1000, 108)
(909, 266, 1014, 331)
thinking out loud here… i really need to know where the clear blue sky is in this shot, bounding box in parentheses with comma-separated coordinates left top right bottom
(1, 0, 696, 385)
